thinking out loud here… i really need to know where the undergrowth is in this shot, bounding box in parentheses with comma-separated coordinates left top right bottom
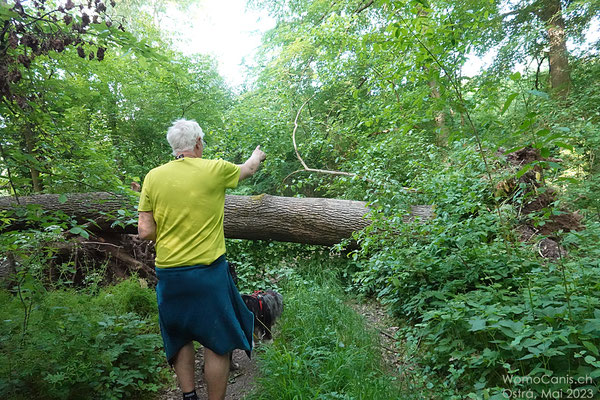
(231, 242, 438, 399)
(350, 143, 600, 399)
(0, 278, 167, 400)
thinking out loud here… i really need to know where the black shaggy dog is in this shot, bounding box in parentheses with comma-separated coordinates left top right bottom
(241, 290, 283, 341)
(228, 262, 283, 341)
(216, 263, 283, 371)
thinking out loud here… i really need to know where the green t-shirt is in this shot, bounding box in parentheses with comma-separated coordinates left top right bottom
(138, 158, 240, 268)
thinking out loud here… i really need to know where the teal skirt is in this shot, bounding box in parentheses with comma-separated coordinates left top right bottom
(155, 255, 253, 364)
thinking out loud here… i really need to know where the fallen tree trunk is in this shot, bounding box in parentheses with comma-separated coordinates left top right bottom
(0, 193, 433, 285)
(0, 193, 364, 246)
(0, 192, 432, 246)
(224, 194, 370, 245)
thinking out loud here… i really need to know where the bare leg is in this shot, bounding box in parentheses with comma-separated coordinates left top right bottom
(173, 342, 196, 393)
(204, 347, 230, 400)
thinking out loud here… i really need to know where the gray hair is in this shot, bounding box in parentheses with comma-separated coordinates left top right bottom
(166, 119, 205, 156)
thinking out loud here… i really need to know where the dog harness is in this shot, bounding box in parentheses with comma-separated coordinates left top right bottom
(251, 290, 265, 312)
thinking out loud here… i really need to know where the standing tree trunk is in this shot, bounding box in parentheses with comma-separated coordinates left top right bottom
(539, 0, 571, 99)
(23, 125, 42, 192)
(417, 6, 449, 146)
(428, 76, 449, 147)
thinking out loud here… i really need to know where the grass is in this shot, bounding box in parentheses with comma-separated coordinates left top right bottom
(247, 278, 415, 400)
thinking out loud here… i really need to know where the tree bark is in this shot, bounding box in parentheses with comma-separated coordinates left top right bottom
(23, 126, 43, 192)
(538, 0, 571, 98)
(0, 193, 428, 246)
(417, 7, 448, 146)
(0, 192, 433, 245)
(0, 192, 131, 232)
(428, 76, 449, 147)
(223, 194, 371, 245)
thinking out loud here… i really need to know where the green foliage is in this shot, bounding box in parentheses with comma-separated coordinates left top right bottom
(350, 142, 600, 397)
(0, 1, 230, 196)
(0, 278, 165, 400)
(97, 277, 158, 317)
(228, 240, 438, 398)
(1, 0, 600, 398)
(225, 239, 357, 292)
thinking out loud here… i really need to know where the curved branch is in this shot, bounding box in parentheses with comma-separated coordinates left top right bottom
(21, 10, 63, 30)
(282, 168, 357, 184)
(292, 94, 315, 171)
(291, 94, 361, 181)
(181, 98, 203, 118)
(355, 0, 375, 14)
(282, 169, 306, 183)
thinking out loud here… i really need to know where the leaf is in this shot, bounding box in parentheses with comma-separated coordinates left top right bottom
(584, 355, 599, 367)
(58, 194, 68, 204)
(498, 320, 524, 332)
(138, 56, 149, 69)
(469, 317, 486, 332)
(501, 93, 519, 115)
(119, 48, 133, 59)
(535, 128, 550, 137)
(69, 227, 90, 239)
(582, 341, 600, 356)
(0, 3, 19, 18)
(505, 145, 527, 154)
(515, 164, 533, 179)
(554, 141, 574, 151)
(544, 133, 565, 143)
(510, 336, 524, 347)
(510, 71, 521, 81)
(522, 338, 541, 348)
(547, 161, 561, 170)
(557, 177, 578, 184)
(583, 319, 600, 334)
(518, 353, 535, 360)
(558, 335, 569, 344)
(519, 118, 534, 131)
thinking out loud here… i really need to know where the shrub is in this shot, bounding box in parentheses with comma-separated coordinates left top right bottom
(0, 278, 167, 400)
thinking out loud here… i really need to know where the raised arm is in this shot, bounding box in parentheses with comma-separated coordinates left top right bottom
(238, 145, 266, 181)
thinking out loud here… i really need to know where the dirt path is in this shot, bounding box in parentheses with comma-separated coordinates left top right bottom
(351, 301, 404, 371)
(160, 349, 258, 400)
(352, 301, 439, 398)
